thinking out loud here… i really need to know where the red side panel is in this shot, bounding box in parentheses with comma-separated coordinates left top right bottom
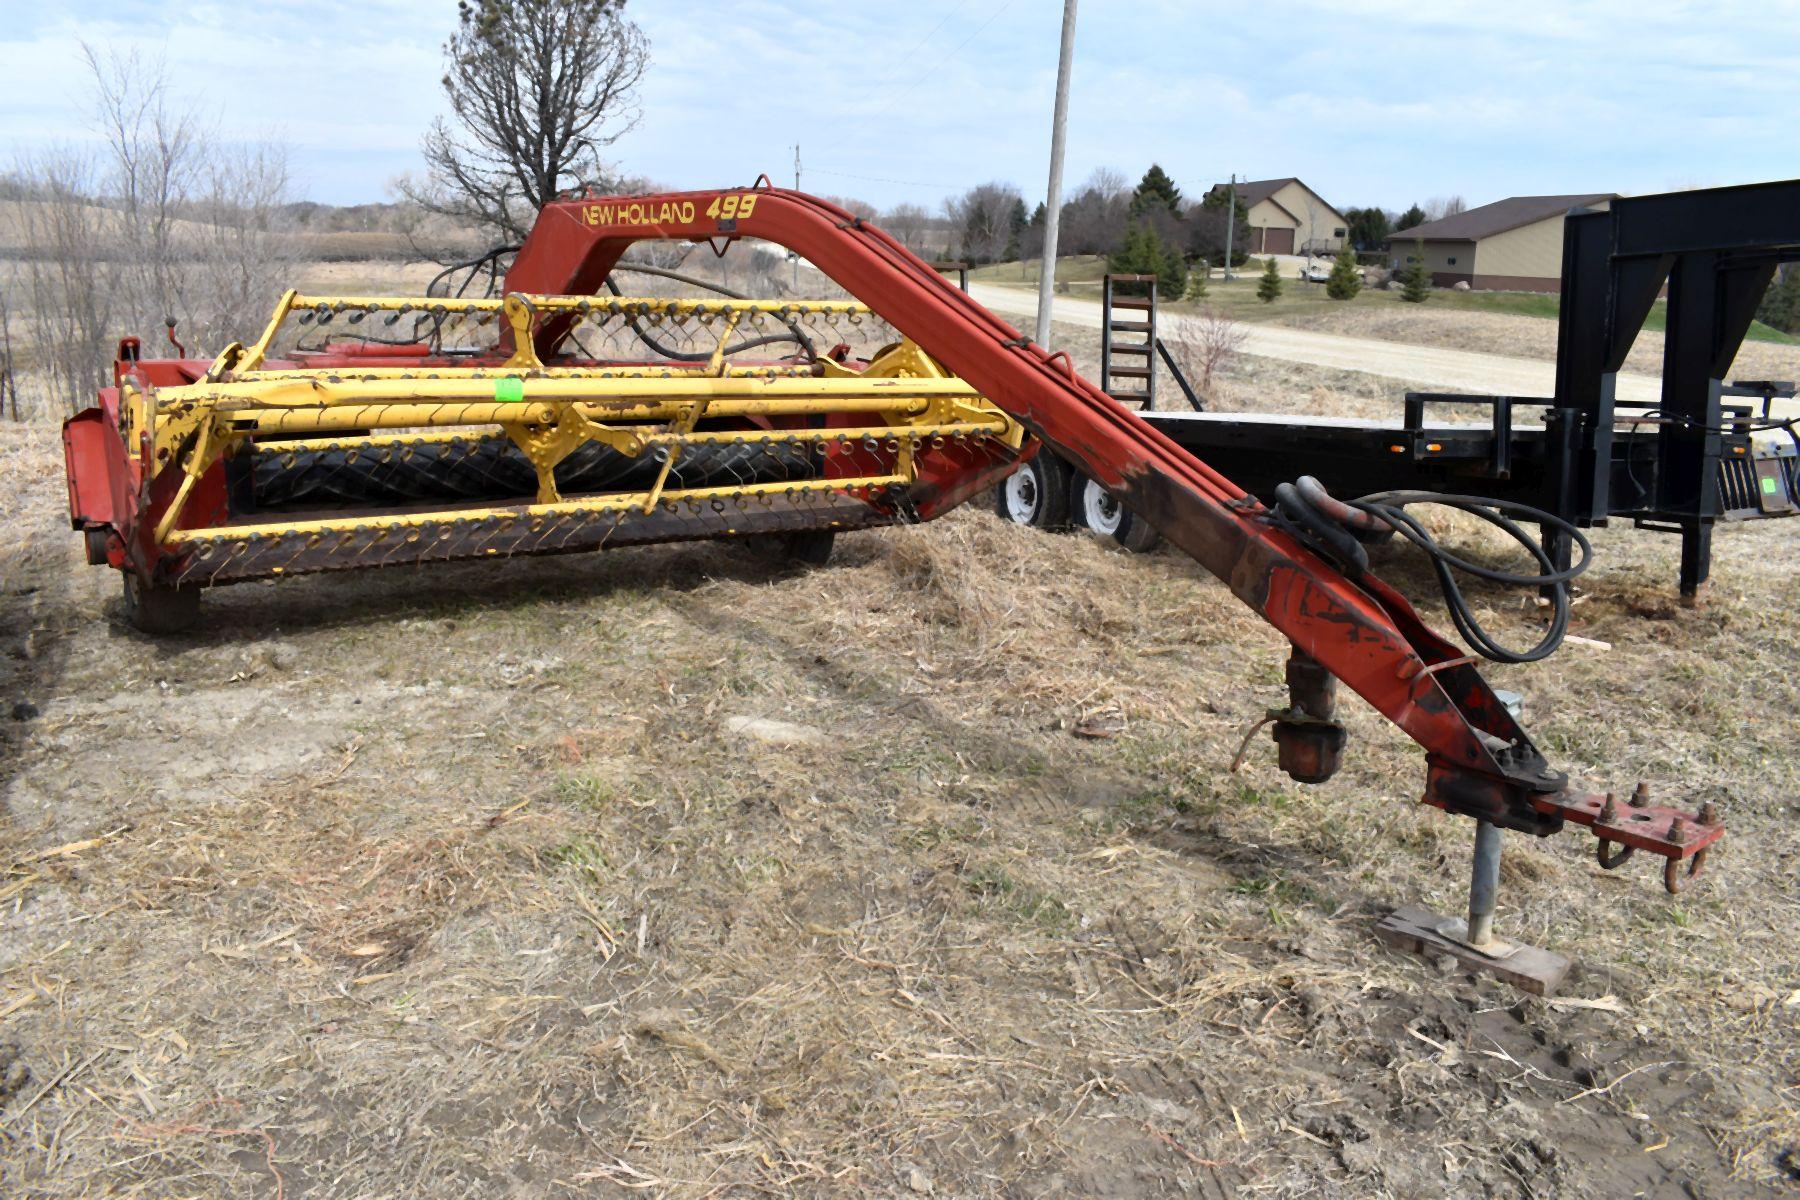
(63, 402, 131, 531)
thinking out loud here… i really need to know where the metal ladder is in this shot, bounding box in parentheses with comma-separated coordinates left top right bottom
(1100, 273, 1157, 407)
(1099, 273, 1203, 411)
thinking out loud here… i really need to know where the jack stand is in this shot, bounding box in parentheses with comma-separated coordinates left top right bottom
(1374, 821, 1572, 996)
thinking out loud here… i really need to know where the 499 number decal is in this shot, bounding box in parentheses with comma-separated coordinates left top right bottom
(705, 193, 759, 221)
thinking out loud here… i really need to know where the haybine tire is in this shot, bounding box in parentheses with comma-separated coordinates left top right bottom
(1071, 474, 1162, 554)
(122, 575, 201, 635)
(994, 447, 1072, 530)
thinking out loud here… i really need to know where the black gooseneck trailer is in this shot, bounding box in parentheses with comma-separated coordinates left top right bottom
(1001, 179, 1799, 595)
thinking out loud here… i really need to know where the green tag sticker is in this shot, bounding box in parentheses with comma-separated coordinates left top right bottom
(1762, 475, 1778, 495)
(495, 377, 525, 403)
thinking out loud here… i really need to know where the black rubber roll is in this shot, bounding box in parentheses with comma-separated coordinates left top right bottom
(243, 434, 820, 511)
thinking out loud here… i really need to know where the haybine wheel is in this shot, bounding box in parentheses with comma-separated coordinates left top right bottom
(994, 448, 1071, 530)
(1072, 475, 1161, 553)
(121, 575, 200, 635)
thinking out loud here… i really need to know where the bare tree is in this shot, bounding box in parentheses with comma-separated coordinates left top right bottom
(186, 142, 300, 349)
(403, 0, 649, 244)
(1058, 168, 1130, 257)
(1423, 195, 1467, 222)
(0, 279, 19, 420)
(12, 47, 297, 416)
(84, 45, 196, 337)
(14, 151, 115, 412)
(823, 195, 878, 223)
(1163, 307, 1247, 406)
(944, 182, 1022, 265)
(885, 203, 932, 256)
(1084, 167, 1127, 197)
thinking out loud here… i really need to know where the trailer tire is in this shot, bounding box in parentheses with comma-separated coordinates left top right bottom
(121, 575, 201, 635)
(995, 448, 1072, 530)
(1071, 475, 1162, 554)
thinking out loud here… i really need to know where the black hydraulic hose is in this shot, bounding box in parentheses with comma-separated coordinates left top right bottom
(1272, 482, 1370, 576)
(600, 275, 818, 362)
(1276, 477, 1593, 665)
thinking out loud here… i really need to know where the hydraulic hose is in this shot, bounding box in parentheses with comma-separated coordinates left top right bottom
(1275, 477, 1593, 665)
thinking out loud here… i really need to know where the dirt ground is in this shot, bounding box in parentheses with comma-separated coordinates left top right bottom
(3, 321, 1798, 1197)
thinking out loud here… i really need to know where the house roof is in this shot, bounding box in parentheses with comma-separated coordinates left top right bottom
(1207, 178, 1346, 226)
(1386, 193, 1616, 243)
(1217, 178, 1297, 207)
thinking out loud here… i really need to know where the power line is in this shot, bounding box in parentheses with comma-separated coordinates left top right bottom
(832, 0, 1019, 151)
(864, 0, 973, 96)
(805, 166, 965, 193)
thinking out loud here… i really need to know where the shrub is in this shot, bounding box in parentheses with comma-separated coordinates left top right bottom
(1400, 241, 1430, 304)
(1256, 256, 1283, 304)
(1325, 244, 1362, 301)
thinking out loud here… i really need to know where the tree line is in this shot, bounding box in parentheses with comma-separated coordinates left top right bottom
(923, 170, 1476, 300)
(928, 165, 1255, 300)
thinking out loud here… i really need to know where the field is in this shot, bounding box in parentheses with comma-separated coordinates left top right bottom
(2, 279, 1799, 1197)
(972, 255, 1799, 348)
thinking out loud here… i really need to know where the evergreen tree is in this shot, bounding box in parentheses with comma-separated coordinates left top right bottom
(1395, 204, 1427, 232)
(1194, 187, 1252, 267)
(1756, 264, 1800, 334)
(1400, 240, 1430, 303)
(1325, 243, 1362, 300)
(1186, 260, 1209, 301)
(1005, 196, 1029, 261)
(1344, 206, 1392, 251)
(1158, 236, 1188, 300)
(1109, 221, 1187, 300)
(1131, 163, 1184, 218)
(1257, 256, 1283, 304)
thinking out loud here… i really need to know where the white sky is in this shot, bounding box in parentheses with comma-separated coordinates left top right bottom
(2, 0, 1796, 214)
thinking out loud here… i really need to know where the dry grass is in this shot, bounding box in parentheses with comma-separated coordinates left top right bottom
(2, 327, 1798, 1196)
(1266, 302, 1800, 384)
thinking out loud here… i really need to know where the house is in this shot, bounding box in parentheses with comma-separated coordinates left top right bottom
(1207, 178, 1348, 257)
(1385, 193, 1617, 292)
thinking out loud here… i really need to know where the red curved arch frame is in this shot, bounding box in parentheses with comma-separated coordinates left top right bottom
(505, 185, 1714, 857)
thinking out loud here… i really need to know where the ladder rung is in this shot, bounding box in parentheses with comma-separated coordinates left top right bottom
(1110, 298, 1154, 311)
(1110, 366, 1152, 379)
(1108, 390, 1151, 405)
(1109, 320, 1152, 333)
(1109, 344, 1150, 356)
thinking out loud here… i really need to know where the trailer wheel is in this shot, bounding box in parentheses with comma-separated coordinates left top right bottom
(1072, 475, 1162, 553)
(744, 529, 836, 568)
(121, 575, 201, 635)
(995, 449, 1071, 529)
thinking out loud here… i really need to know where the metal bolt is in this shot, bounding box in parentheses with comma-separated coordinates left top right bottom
(1630, 781, 1652, 808)
(1598, 792, 1619, 824)
(1698, 801, 1719, 827)
(1667, 816, 1687, 845)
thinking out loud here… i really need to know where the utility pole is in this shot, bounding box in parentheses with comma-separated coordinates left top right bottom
(792, 144, 802, 291)
(1034, 0, 1079, 348)
(1223, 173, 1238, 281)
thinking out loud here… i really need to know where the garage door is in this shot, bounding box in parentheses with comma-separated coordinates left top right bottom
(1262, 227, 1295, 255)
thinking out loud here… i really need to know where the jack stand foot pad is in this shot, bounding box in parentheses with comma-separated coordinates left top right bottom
(1374, 905, 1571, 997)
